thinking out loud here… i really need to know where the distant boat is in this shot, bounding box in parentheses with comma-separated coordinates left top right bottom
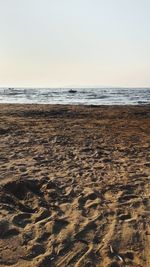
(68, 89, 77, 93)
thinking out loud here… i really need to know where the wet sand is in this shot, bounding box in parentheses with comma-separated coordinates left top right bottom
(0, 104, 150, 267)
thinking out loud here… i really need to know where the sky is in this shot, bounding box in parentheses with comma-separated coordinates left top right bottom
(0, 0, 150, 88)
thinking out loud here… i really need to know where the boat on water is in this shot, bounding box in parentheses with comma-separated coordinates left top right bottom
(68, 89, 77, 93)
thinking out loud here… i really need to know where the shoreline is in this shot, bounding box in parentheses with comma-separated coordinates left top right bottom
(0, 103, 150, 114)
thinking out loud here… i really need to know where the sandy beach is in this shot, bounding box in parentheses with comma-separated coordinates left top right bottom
(0, 104, 149, 267)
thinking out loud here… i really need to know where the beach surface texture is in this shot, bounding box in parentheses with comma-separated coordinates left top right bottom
(0, 104, 149, 267)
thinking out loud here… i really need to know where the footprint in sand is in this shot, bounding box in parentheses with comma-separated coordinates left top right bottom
(12, 213, 32, 228)
(0, 218, 20, 238)
(24, 243, 46, 260)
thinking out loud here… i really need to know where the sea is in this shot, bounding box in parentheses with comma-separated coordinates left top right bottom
(0, 88, 150, 105)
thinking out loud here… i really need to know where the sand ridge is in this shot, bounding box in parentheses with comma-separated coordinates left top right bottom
(0, 104, 150, 267)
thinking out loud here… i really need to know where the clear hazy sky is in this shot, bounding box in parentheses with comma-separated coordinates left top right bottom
(0, 0, 150, 87)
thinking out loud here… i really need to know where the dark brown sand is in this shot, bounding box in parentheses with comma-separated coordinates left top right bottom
(0, 104, 150, 267)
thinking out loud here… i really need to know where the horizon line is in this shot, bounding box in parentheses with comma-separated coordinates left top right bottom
(0, 86, 150, 89)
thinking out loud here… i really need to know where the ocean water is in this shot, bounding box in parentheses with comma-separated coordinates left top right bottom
(0, 88, 150, 105)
